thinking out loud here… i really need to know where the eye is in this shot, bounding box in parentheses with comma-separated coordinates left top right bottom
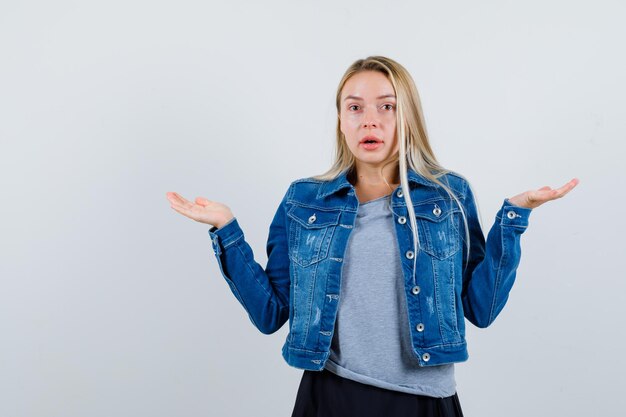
(348, 104, 360, 111)
(382, 104, 395, 111)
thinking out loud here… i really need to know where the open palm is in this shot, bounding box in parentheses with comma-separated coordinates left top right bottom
(508, 178, 579, 209)
(166, 191, 234, 228)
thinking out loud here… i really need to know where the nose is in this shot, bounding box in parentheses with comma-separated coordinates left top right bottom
(362, 106, 379, 129)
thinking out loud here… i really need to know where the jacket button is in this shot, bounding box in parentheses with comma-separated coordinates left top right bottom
(308, 213, 316, 223)
(507, 210, 517, 219)
(405, 250, 414, 259)
(397, 189, 403, 198)
(398, 216, 406, 224)
(416, 323, 425, 332)
(411, 286, 420, 295)
(433, 206, 442, 217)
(422, 353, 430, 362)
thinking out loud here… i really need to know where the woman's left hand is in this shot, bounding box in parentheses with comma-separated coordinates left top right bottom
(507, 178, 580, 209)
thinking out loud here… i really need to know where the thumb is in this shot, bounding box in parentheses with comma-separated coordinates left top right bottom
(195, 197, 211, 206)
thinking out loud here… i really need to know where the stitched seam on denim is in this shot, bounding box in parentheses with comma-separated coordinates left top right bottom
(302, 261, 319, 344)
(285, 346, 326, 354)
(393, 195, 456, 207)
(414, 341, 467, 349)
(460, 180, 470, 274)
(225, 248, 258, 329)
(503, 223, 528, 229)
(286, 181, 296, 201)
(292, 177, 326, 184)
(419, 217, 461, 260)
(287, 207, 341, 228)
(449, 259, 459, 336)
(489, 226, 507, 324)
(222, 232, 244, 249)
(320, 254, 339, 344)
(498, 213, 529, 229)
(289, 201, 352, 212)
(291, 267, 300, 343)
(215, 250, 238, 302)
(432, 256, 446, 343)
(442, 171, 469, 200)
(235, 244, 273, 300)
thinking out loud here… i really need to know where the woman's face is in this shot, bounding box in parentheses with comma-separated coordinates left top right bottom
(339, 70, 399, 171)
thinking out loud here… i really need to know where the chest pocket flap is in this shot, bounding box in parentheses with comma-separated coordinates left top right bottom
(287, 205, 341, 267)
(413, 199, 462, 259)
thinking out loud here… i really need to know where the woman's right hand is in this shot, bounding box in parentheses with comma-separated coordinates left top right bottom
(166, 191, 234, 229)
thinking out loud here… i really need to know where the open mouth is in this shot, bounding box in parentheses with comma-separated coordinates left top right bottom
(360, 140, 382, 150)
(360, 135, 383, 145)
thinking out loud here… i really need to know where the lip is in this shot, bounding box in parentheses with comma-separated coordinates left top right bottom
(359, 135, 383, 144)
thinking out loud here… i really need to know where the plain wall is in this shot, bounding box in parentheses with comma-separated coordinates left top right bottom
(1, 0, 625, 415)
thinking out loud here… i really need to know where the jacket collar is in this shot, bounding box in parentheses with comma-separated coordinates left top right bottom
(317, 167, 437, 199)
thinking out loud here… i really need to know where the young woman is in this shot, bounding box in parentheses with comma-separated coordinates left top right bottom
(167, 56, 578, 417)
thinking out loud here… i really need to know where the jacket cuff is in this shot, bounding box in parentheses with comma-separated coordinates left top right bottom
(208, 217, 242, 255)
(497, 199, 532, 228)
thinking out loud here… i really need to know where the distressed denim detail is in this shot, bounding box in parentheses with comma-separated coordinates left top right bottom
(208, 168, 532, 368)
(414, 199, 462, 260)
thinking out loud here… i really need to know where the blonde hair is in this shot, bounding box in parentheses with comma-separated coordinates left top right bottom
(313, 56, 471, 274)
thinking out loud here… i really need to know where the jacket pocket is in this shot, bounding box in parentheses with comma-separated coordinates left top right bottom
(287, 205, 341, 267)
(414, 200, 462, 260)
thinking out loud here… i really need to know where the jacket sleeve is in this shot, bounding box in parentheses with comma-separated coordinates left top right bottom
(207, 184, 292, 334)
(460, 182, 532, 328)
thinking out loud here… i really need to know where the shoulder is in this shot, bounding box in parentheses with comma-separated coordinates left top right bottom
(283, 176, 330, 203)
(290, 175, 327, 185)
(435, 170, 471, 200)
(288, 176, 328, 191)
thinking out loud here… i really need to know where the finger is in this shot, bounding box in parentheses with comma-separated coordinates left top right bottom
(168, 192, 195, 209)
(165, 192, 180, 203)
(532, 188, 563, 203)
(170, 202, 198, 220)
(538, 186, 552, 191)
(166, 191, 185, 204)
(534, 178, 578, 203)
(551, 178, 580, 199)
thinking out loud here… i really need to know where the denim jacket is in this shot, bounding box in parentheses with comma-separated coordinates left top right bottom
(208, 168, 532, 370)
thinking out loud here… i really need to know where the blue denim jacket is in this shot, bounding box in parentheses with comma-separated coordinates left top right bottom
(208, 168, 532, 370)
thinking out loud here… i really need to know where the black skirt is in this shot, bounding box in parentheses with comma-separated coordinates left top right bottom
(291, 369, 464, 417)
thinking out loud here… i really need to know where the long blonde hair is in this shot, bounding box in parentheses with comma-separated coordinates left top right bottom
(313, 56, 470, 274)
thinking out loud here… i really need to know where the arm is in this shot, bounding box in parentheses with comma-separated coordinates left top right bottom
(208, 185, 292, 334)
(460, 177, 578, 327)
(460, 183, 532, 328)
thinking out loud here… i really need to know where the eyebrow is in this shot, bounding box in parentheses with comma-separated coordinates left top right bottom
(343, 94, 396, 101)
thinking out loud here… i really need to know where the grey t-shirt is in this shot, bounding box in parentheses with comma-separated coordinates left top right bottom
(324, 193, 456, 398)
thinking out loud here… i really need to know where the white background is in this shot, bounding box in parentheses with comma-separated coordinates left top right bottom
(1, 1, 624, 416)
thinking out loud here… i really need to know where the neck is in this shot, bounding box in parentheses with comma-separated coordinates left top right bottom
(351, 161, 400, 188)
